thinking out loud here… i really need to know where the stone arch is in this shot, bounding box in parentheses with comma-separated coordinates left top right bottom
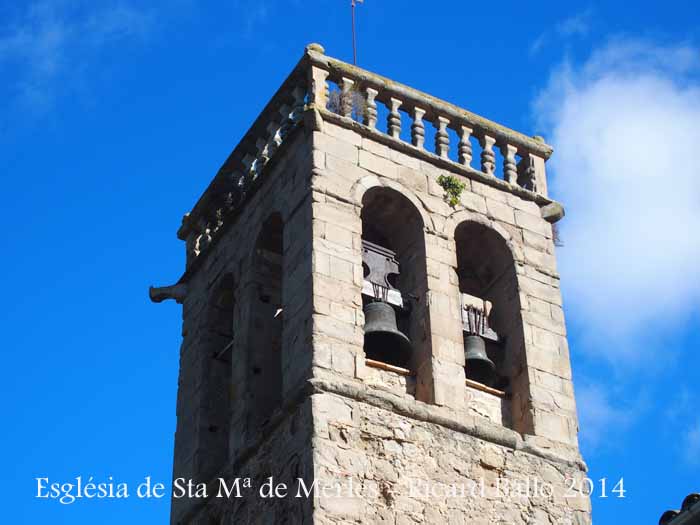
(444, 210, 523, 264)
(359, 186, 431, 379)
(198, 271, 236, 482)
(351, 175, 436, 232)
(245, 212, 284, 431)
(453, 219, 527, 431)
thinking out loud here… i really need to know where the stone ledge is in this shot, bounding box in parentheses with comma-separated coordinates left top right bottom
(177, 372, 586, 524)
(308, 375, 587, 472)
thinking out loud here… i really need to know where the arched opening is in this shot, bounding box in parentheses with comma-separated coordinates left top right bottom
(246, 213, 284, 430)
(455, 221, 523, 395)
(200, 272, 235, 481)
(360, 187, 428, 372)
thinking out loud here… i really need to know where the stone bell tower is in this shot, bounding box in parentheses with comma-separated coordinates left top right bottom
(151, 43, 591, 524)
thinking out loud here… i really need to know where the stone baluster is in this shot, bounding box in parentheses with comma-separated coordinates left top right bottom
(435, 116, 450, 158)
(185, 230, 198, 264)
(241, 153, 254, 173)
(501, 143, 518, 184)
(256, 137, 268, 164)
(289, 86, 306, 124)
(458, 125, 473, 167)
(388, 97, 402, 139)
(229, 170, 245, 202)
(411, 107, 426, 148)
(277, 103, 292, 141)
(177, 213, 198, 265)
(364, 87, 378, 128)
(210, 193, 226, 232)
(279, 86, 305, 140)
(270, 119, 283, 145)
(263, 121, 282, 160)
(340, 77, 355, 118)
(242, 153, 257, 182)
(479, 134, 496, 175)
(196, 216, 212, 253)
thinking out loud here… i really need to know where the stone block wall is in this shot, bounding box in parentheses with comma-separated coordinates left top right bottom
(183, 399, 316, 525)
(364, 366, 416, 399)
(304, 114, 588, 523)
(309, 116, 580, 447)
(310, 386, 590, 525)
(465, 385, 510, 426)
(171, 128, 315, 523)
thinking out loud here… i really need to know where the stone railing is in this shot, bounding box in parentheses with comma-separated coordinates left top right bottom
(177, 43, 553, 270)
(305, 43, 552, 198)
(176, 65, 309, 264)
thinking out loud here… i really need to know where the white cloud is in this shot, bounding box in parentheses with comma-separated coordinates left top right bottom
(556, 9, 593, 38)
(530, 9, 593, 56)
(0, 1, 152, 109)
(534, 39, 700, 363)
(575, 383, 641, 448)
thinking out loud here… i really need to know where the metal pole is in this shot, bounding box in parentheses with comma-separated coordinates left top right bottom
(351, 0, 357, 65)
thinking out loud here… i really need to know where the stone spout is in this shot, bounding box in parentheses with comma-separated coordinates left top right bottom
(149, 283, 188, 304)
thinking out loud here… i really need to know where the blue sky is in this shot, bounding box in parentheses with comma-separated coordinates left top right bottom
(2, 1, 699, 523)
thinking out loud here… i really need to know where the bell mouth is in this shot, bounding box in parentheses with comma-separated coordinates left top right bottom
(464, 334, 496, 386)
(364, 330, 412, 368)
(465, 360, 495, 386)
(363, 302, 413, 368)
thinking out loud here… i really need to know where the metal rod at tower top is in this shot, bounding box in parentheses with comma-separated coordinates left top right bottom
(351, 0, 363, 65)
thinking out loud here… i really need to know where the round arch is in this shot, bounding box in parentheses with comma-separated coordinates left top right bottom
(351, 175, 436, 232)
(453, 219, 526, 429)
(444, 211, 523, 264)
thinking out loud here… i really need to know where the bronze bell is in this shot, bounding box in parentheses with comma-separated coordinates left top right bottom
(464, 334, 495, 386)
(363, 301, 412, 368)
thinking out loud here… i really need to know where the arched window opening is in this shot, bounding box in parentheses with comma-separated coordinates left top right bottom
(360, 188, 428, 371)
(200, 273, 235, 480)
(455, 222, 522, 393)
(247, 213, 284, 430)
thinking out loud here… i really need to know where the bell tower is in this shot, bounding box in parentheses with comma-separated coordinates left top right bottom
(151, 43, 592, 524)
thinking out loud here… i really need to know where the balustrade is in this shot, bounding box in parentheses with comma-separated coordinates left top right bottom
(310, 53, 550, 193)
(181, 44, 553, 263)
